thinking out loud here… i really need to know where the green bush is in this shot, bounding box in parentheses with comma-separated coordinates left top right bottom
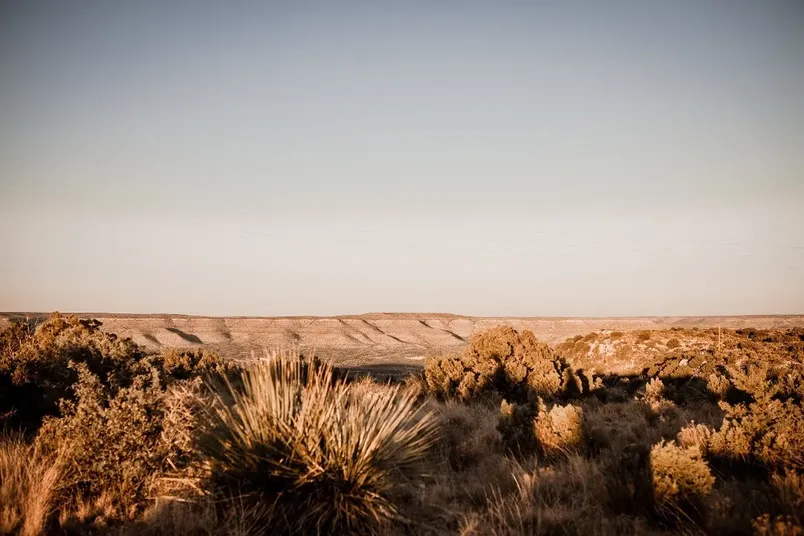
(726, 362, 787, 402)
(496, 398, 587, 460)
(676, 422, 714, 452)
(0, 313, 233, 432)
(424, 326, 573, 403)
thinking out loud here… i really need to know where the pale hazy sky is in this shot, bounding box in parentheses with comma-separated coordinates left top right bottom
(1, 1, 803, 316)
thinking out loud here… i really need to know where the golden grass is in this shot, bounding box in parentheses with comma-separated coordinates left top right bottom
(0, 435, 62, 536)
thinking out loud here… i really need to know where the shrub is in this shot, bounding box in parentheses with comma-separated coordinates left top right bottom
(196, 354, 438, 534)
(0, 435, 62, 536)
(708, 398, 804, 471)
(706, 371, 732, 400)
(498, 398, 587, 460)
(642, 378, 666, 408)
(753, 514, 803, 536)
(676, 422, 714, 453)
(498, 399, 537, 454)
(700, 362, 804, 472)
(533, 401, 586, 458)
(424, 326, 572, 403)
(159, 348, 232, 381)
(779, 368, 804, 401)
(0, 313, 148, 430)
(4, 317, 803, 534)
(666, 338, 681, 349)
(726, 362, 785, 402)
(650, 442, 715, 519)
(0, 313, 235, 528)
(35, 365, 202, 518)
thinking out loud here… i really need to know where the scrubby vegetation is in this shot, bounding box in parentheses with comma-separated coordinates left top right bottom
(2, 315, 804, 534)
(424, 326, 579, 402)
(649, 442, 714, 521)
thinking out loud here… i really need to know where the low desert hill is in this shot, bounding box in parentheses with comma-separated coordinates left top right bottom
(2, 313, 802, 373)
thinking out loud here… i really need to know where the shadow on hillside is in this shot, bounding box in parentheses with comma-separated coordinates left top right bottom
(334, 361, 723, 405)
(334, 363, 424, 382)
(166, 327, 203, 344)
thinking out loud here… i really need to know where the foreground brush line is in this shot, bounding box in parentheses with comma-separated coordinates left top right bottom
(1, 314, 803, 535)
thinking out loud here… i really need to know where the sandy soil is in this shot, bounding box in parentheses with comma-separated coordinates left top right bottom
(2, 312, 803, 371)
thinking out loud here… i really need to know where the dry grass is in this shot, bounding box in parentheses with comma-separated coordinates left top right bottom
(0, 435, 62, 536)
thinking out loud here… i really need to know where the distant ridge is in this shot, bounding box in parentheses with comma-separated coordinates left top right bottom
(2, 312, 802, 367)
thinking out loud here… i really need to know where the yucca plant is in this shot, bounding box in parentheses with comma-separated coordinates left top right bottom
(196, 354, 438, 535)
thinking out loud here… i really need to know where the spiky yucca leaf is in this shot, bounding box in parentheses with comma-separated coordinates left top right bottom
(197, 355, 438, 534)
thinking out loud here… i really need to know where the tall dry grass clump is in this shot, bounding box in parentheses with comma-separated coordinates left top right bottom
(0, 435, 62, 536)
(197, 354, 439, 535)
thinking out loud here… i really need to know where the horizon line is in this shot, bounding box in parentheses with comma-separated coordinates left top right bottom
(2, 311, 803, 320)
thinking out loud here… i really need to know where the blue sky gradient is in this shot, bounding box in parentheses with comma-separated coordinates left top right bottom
(1, 1, 802, 316)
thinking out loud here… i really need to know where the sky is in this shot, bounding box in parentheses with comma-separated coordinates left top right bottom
(1, 1, 803, 317)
